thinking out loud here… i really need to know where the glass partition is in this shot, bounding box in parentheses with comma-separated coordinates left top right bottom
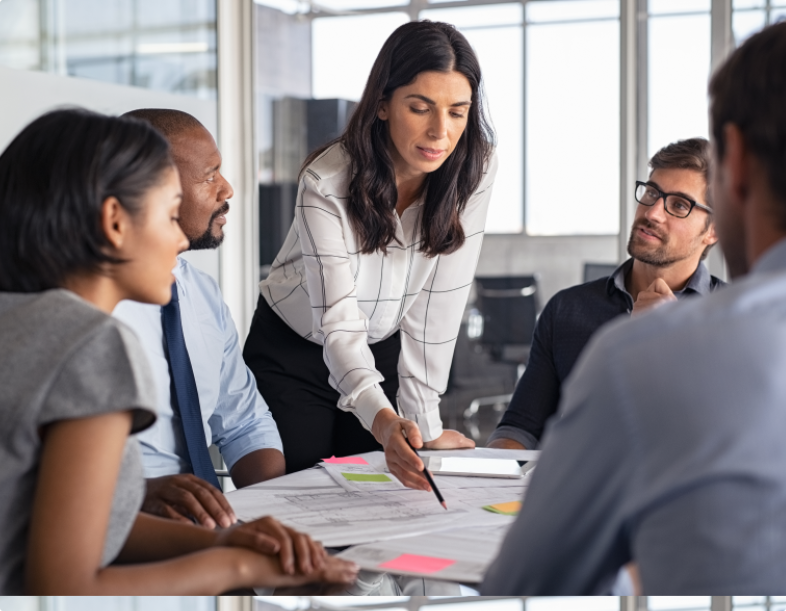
(420, 3, 524, 234)
(0, 0, 217, 99)
(647, 0, 711, 157)
(525, 0, 620, 235)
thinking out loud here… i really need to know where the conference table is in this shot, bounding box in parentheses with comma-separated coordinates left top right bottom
(224, 447, 539, 587)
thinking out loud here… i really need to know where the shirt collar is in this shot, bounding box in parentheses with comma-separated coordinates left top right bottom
(606, 258, 713, 298)
(606, 259, 633, 298)
(751, 237, 786, 275)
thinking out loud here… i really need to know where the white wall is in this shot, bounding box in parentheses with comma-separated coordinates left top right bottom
(476, 234, 620, 306)
(0, 64, 220, 281)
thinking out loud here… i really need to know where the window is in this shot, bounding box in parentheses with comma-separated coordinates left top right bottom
(648, 598, 711, 611)
(0, 597, 40, 611)
(311, 12, 409, 101)
(420, 3, 524, 234)
(526, 597, 619, 611)
(37, 598, 216, 611)
(423, 600, 522, 611)
(525, 0, 620, 235)
(647, 0, 711, 158)
(268, 0, 743, 239)
(732, 0, 786, 45)
(0, 0, 217, 99)
(733, 597, 786, 611)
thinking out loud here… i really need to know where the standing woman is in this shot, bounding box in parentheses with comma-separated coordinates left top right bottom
(0, 109, 357, 594)
(244, 20, 498, 488)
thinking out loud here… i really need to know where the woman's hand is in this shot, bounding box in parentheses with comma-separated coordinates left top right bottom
(423, 429, 475, 450)
(215, 516, 326, 576)
(371, 410, 475, 491)
(372, 410, 431, 491)
(235, 550, 359, 590)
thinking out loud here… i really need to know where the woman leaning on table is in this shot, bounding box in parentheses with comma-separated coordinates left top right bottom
(243, 20, 498, 489)
(0, 108, 357, 594)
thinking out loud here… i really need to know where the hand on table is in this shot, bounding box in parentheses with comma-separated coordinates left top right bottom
(143, 474, 236, 530)
(423, 429, 475, 450)
(238, 552, 359, 590)
(486, 437, 527, 450)
(632, 279, 677, 316)
(216, 516, 327, 576)
(372, 410, 474, 491)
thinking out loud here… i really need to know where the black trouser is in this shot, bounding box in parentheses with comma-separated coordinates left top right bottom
(243, 296, 400, 474)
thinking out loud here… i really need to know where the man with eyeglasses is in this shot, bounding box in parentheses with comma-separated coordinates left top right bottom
(488, 137, 724, 452)
(483, 21, 786, 594)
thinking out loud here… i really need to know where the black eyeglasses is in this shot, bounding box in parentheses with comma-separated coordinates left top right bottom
(635, 181, 713, 218)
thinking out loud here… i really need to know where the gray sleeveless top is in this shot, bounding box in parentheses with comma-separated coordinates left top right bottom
(0, 290, 157, 594)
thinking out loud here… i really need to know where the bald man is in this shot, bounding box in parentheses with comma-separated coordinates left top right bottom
(114, 109, 285, 530)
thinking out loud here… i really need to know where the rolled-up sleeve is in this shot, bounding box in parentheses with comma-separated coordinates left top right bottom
(209, 299, 283, 470)
(398, 153, 498, 441)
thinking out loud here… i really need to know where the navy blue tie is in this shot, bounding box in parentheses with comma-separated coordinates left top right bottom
(161, 282, 221, 489)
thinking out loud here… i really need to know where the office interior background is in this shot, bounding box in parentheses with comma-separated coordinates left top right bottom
(0, 0, 785, 604)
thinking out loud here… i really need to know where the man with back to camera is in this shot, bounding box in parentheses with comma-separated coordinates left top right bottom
(482, 21, 786, 594)
(114, 109, 285, 530)
(488, 137, 724, 451)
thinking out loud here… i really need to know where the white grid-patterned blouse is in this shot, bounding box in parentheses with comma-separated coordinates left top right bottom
(260, 143, 498, 442)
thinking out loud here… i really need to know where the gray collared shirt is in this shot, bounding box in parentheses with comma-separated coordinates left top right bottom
(483, 238, 786, 594)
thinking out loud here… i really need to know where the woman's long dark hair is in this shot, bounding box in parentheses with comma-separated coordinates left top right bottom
(0, 108, 174, 292)
(303, 20, 495, 257)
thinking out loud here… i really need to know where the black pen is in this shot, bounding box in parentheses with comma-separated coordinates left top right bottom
(402, 430, 447, 510)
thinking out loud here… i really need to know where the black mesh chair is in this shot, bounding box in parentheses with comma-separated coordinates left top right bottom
(475, 275, 539, 362)
(460, 275, 539, 440)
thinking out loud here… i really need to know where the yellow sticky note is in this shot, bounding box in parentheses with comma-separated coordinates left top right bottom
(483, 501, 522, 516)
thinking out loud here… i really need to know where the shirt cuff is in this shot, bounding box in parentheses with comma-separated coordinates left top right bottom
(353, 385, 395, 432)
(411, 409, 444, 443)
(487, 425, 539, 450)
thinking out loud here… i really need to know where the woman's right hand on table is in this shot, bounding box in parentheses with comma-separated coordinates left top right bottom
(372, 409, 474, 491)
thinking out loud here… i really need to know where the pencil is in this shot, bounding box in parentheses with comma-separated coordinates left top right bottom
(402, 431, 447, 510)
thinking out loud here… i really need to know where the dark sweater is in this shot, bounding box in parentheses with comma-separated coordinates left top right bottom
(489, 259, 725, 448)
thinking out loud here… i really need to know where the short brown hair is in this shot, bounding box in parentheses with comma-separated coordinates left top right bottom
(649, 137, 712, 207)
(710, 22, 786, 224)
(649, 138, 715, 258)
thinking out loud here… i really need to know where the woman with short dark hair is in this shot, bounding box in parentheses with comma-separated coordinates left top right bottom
(244, 20, 498, 488)
(0, 108, 357, 594)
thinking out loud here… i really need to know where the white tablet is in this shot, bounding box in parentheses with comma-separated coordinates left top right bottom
(423, 456, 524, 479)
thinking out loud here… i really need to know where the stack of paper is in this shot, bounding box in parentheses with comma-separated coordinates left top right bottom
(336, 524, 511, 583)
(319, 456, 408, 492)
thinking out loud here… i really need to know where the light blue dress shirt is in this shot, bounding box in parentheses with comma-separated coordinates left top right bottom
(483, 238, 786, 594)
(114, 256, 283, 477)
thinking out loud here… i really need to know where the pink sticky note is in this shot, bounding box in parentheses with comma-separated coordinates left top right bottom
(378, 553, 456, 574)
(321, 455, 369, 465)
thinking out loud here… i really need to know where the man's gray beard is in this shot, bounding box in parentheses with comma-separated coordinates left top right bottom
(627, 230, 679, 267)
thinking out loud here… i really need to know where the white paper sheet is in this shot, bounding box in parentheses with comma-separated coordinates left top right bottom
(336, 524, 511, 584)
(322, 462, 408, 492)
(225, 480, 526, 547)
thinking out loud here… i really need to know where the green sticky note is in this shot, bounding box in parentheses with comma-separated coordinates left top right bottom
(342, 472, 392, 482)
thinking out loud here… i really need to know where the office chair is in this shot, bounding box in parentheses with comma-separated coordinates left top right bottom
(461, 275, 539, 441)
